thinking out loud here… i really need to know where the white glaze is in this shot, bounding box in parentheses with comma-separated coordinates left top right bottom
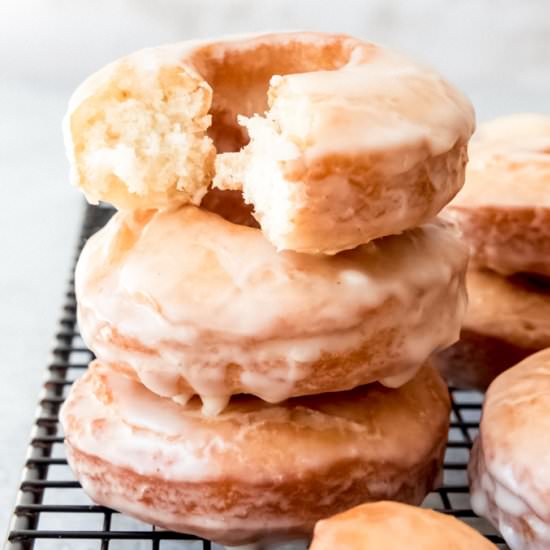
(123, 32, 474, 167)
(76, 206, 468, 406)
(471, 441, 550, 550)
(262, 45, 474, 164)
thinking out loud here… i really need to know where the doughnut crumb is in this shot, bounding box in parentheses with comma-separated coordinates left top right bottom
(66, 60, 216, 210)
(214, 112, 300, 249)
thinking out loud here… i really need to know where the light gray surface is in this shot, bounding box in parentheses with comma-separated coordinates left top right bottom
(1, 0, 549, 540)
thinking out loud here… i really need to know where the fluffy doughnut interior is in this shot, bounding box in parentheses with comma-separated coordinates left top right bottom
(68, 62, 216, 209)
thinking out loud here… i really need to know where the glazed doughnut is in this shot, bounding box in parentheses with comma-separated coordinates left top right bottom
(75, 205, 467, 413)
(61, 361, 450, 546)
(469, 348, 550, 550)
(446, 113, 550, 277)
(310, 501, 497, 550)
(64, 32, 474, 252)
(434, 269, 550, 390)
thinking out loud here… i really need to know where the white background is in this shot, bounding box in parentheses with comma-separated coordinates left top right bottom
(1, 0, 549, 538)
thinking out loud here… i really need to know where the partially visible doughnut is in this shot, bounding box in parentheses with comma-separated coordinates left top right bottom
(446, 113, 550, 277)
(64, 32, 474, 253)
(61, 362, 450, 546)
(310, 501, 497, 549)
(75, 205, 467, 413)
(434, 269, 550, 390)
(470, 349, 550, 550)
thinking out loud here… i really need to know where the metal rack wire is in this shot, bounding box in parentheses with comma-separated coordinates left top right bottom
(4, 204, 508, 549)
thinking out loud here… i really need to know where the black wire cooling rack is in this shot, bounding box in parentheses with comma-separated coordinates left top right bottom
(4, 204, 508, 550)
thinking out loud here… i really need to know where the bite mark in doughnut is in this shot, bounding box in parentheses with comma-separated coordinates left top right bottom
(446, 113, 550, 277)
(64, 32, 474, 252)
(61, 362, 450, 546)
(469, 349, 550, 550)
(310, 501, 498, 549)
(75, 205, 468, 412)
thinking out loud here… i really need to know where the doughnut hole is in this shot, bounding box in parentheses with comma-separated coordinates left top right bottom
(200, 188, 258, 228)
(196, 35, 363, 242)
(190, 35, 358, 152)
(67, 62, 215, 210)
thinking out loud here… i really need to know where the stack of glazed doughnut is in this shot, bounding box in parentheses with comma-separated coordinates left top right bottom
(60, 32, 476, 546)
(436, 113, 550, 390)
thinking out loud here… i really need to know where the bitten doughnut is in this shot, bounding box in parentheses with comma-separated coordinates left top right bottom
(75, 205, 467, 414)
(61, 361, 450, 546)
(446, 113, 550, 277)
(434, 269, 550, 390)
(310, 501, 497, 549)
(64, 32, 474, 252)
(470, 349, 550, 550)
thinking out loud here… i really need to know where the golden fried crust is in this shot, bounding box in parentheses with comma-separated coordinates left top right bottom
(434, 269, 550, 390)
(62, 363, 450, 546)
(310, 501, 497, 549)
